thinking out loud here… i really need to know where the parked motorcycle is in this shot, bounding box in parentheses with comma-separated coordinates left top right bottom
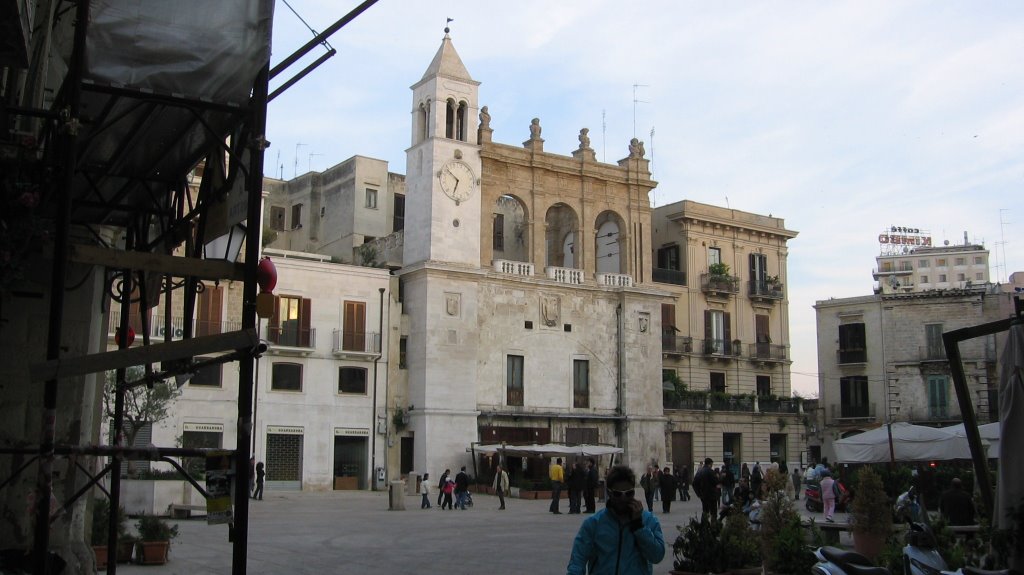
(805, 481, 851, 513)
(811, 545, 889, 575)
(902, 521, 1017, 575)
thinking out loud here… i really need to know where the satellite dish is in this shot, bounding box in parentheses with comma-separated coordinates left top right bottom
(944, 240, 950, 246)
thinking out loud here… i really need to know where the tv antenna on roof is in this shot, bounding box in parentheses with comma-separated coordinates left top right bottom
(632, 83, 649, 139)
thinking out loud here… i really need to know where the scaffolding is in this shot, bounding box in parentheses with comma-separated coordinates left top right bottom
(0, 1, 378, 573)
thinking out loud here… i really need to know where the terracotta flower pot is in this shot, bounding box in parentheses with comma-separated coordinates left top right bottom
(92, 545, 108, 569)
(135, 541, 170, 565)
(852, 531, 885, 561)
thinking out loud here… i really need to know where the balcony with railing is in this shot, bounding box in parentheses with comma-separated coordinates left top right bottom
(331, 329, 381, 358)
(709, 394, 755, 412)
(831, 402, 876, 422)
(265, 324, 316, 350)
(107, 311, 242, 341)
(596, 272, 633, 288)
(700, 338, 741, 358)
(653, 267, 686, 286)
(747, 342, 788, 362)
(493, 259, 534, 277)
(919, 345, 947, 362)
(700, 273, 740, 296)
(506, 387, 524, 407)
(758, 397, 800, 414)
(748, 279, 784, 302)
(545, 266, 583, 285)
(836, 348, 867, 364)
(662, 335, 694, 355)
(662, 391, 709, 411)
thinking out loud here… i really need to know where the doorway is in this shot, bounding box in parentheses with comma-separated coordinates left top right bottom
(333, 436, 367, 490)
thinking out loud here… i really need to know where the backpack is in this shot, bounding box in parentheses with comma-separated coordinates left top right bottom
(832, 480, 843, 498)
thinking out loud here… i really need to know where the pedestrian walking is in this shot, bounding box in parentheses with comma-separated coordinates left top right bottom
(437, 469, 449, 507)
(819, 470, 836, 522)
(252, 461, 265, 500)
(549, 457, 565, 514)
(455, 466, 470, 510)
(659, 466, 677, 513)
(493, 465, 509, 510)
(249, 456, 256, 497)
(677, 465, 690, 501)
(584, 458, 598, 513)
(750, 462, 764, 499)
(792, 467, 802, 500)
(652, 467, 661, 502)
(420, 473, 431, 509)
(441, 475, 455, 510)
(566, 465, 666, 575)
(720, 465, 735, 506)
(640, 466, 656, 512)
(692, 458, 719, 518)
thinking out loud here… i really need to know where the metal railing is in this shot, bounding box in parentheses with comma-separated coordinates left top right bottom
(836, 348, 867, 364)
(662, 335, 693, 354)
(830, 402, 876, 420)
(108, 311, 242, 340)
(748, 280, 784, 300)
(919, 345, 947, 361)
(331, 329, 381, 354)
(759, 398, 800, 413)
(709, 395, 755, 412)
(265, 325, 316, 348)
(700, 338, 740, 357)
(700, 273, 740, 294)
(747, 343, 788, 361)
(653, 267, 686, 286)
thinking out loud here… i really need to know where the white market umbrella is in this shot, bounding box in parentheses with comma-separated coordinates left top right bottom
(833, 421, 980, 463)
(945, 422, 1000, 458)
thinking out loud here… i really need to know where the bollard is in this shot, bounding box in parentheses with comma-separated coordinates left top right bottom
(389, 480, 406, 510)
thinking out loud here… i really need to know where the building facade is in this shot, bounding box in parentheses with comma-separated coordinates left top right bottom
(813, 282, 1006, 464)
(651, 200, 807, 472)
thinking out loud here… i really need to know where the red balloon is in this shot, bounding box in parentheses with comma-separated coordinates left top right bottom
(256, 256, 277, 293)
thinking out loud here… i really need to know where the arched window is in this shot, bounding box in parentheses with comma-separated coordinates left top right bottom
(545, 203, 579, 268)
(445, 98, 455, 139)
(456, 101, 468, 141)
(419, 103, 428, 142)
(594, 211, 626, 274)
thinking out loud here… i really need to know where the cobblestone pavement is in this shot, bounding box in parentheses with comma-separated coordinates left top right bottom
(113, 489, 846, 574)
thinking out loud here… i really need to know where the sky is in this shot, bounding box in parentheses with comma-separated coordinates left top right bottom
(264, 0, 1024, 397)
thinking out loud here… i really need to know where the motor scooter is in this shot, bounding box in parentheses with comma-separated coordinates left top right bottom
(902, 521, 1017, 575)
(805, 481, 851, 513)
(811, 546, 889, 575)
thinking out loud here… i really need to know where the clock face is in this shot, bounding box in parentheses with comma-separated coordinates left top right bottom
(438, 160, 476, 203)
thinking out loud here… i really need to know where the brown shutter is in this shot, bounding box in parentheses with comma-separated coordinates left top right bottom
(268, 296, 281, 344)
(755, 314, 769, 343)
(300, 298, 312, 347)
(661, 303, 675, 332)
(723, 312, 731, 342)
(343, 301, 366, 351)
(704, 310, 712, 340)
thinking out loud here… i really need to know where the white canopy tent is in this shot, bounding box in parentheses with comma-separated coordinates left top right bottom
(833, 421, 984, 463)
(944, 422, 1000, 458)
(473, 443, 624, 459)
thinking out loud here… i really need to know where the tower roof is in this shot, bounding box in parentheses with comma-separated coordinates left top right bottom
(420, 33, 474, 82)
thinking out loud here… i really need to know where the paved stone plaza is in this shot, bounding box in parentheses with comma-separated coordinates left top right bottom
(115, 489, 845, 574)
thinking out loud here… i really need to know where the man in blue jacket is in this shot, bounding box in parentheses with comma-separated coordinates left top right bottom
(566, 465, 666, 575)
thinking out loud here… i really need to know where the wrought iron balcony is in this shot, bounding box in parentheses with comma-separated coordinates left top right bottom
(108, 311, 242, 340)
(748, 280, 783, 301)
(653, 267, 686, 286)
(709, 394, 754, 412)
(331, 329, 381, 355)
(919, 345, 947, 362)
(700, 338, 741, 357)
(662, 335, 694, 355)
(831, 402, 876, 422)
(747, 342, 788, 362)
(700, 273, 740, 296)
(265, 325, 316, 349)
(836, 348, 867, 364)
(758, 397, 800, 413)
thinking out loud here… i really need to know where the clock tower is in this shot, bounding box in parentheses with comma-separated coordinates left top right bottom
(401, 31, 483, 478)
(404, 31, 481, 267)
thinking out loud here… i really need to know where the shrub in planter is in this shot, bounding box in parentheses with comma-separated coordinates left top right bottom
(92, 497, 133, 566)
(134, 514, 179, 565)
(672, 516, 729, 574)
(720, 505, 761, 571)
(850, 466, 892, 560)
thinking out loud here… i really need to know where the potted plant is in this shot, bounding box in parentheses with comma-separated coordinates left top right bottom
(850, 466, 892, 561)
(720, 505, 762, 573)
(671, 516, 730, 574)
(758, 468, 805, 574)
(709, 262, 731, 277)
(134, 514, 179, 565)
(90, 497, 111, 569)
(91, 497, 134, 566)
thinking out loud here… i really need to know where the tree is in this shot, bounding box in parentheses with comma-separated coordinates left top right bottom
(103, 366, 180, 450)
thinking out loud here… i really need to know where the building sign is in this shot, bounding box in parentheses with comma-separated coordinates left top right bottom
(878, 226, 931, 255)
(266, 425, 304, 435)
(334, 427, 370, 437)
(184, 423, 224, 433)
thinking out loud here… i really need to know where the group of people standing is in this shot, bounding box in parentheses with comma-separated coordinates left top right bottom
(639, 466, 683, 513)
(549, 457, 600, 514)
(421, 466, 472, 510)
